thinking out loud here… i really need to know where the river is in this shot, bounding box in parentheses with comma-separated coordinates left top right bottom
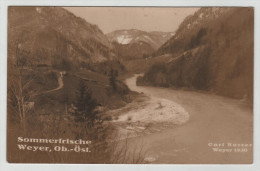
(115, 75, 253, 164)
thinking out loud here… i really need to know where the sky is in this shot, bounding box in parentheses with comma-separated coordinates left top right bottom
(64, 7, 199, 34)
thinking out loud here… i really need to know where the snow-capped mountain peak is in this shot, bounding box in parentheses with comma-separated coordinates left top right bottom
(106, 29, 174, 49)
(116, 35, 133, 44)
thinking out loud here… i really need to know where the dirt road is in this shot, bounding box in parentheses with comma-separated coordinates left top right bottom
(123, 75, 253, 164)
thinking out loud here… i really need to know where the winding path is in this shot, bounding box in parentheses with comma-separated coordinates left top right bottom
(33, 73, 64, 97)
(44, 74, 64, 93)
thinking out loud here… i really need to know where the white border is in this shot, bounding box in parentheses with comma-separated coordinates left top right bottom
(0, 0, 259, 171)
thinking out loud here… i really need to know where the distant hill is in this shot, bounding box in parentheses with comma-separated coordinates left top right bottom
(138, 7, 254, 102)
(8, 7, 116, 68)
(106, 29, 174, 60)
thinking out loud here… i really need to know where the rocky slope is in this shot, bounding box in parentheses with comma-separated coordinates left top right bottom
(138, 7, 254, 102)
(107, 29, 174, 59)
(8, 7, 116, 68)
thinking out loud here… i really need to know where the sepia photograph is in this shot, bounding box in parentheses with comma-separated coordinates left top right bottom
(7, 6, 254, 164)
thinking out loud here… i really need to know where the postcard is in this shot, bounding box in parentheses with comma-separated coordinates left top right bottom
(6, 6, 254, 164)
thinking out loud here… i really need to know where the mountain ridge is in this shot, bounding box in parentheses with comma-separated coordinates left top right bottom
(156, 7, 232, 56)
(8, 7, 116, 68)
(106, 29, 174, 60)
(107, 29, 174, 49)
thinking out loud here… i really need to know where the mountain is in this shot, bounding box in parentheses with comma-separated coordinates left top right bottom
(8, 7, 116, 68)
(106, 29, 174, 60)
(156, 7, 232, 55)
(137, 7, 254, 102)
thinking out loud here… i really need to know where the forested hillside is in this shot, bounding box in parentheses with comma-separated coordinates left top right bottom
(138, 8, 254, 102)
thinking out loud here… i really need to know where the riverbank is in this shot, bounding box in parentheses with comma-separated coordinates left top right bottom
(109, 75, 253, 164)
